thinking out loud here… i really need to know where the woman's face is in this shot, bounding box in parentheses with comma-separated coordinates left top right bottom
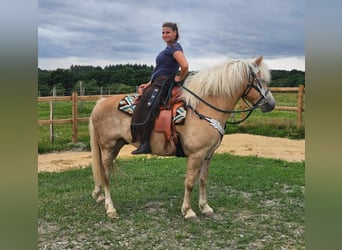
(162, 27, 177, 44)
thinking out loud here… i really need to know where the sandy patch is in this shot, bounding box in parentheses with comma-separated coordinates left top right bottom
(38, 133, 304, 173)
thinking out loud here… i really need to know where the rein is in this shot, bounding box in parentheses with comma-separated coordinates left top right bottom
(182, 85, 258, 125)
(181, 66, 267, 125)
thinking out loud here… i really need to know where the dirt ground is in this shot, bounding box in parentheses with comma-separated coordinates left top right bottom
(38, 133, 305, 173)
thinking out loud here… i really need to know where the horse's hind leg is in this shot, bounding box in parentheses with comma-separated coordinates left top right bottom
(102, 140, 127, 218)
(91, 140, 123, 218)
(199, 158, 214, 216)
(101, 148, 118, 218)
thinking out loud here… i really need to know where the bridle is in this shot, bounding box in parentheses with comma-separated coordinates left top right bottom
(241, 65, 270, 111)
(181, 64, 270, 125)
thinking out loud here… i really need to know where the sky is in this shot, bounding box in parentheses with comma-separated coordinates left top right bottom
(38, 0, 305, 71)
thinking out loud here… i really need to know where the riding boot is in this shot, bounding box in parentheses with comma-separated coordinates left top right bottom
(131, 141, 151, 155)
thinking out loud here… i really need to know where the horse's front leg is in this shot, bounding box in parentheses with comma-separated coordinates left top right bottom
(103, 184, 117, 218)
(182, 156, 201, 220)
(199, 158, 214, 216)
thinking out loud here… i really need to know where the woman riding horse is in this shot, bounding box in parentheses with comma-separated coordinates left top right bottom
(131, 22, 189, 154)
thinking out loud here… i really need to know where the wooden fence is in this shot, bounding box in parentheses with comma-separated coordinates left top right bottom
(38, 85, 305, 143)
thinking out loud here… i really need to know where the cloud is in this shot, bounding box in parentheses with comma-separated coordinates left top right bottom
(38, 0, 305, 71)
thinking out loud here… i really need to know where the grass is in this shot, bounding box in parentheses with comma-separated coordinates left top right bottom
(38, 91, 305, 248)
(38, 91, 305, 153)
(225, 91, 305, 139)
(38, 154, 305, 249)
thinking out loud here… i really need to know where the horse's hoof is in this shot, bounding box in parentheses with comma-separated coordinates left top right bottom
(107, 211, 118, 219)
(91, 191, 98, 199)
(185, 215, 200, 222)
(184, 209, 200, 222)
(96, 195, 105, 203)
(203, 211, 216, 219)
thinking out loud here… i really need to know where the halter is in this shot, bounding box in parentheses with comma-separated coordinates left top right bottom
(182, 65, 269, 125)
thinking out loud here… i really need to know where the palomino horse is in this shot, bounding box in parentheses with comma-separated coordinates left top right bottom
(89, 55, 276, 219)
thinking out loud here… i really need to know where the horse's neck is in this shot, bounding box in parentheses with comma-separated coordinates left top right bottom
(195, 95, 240, 123)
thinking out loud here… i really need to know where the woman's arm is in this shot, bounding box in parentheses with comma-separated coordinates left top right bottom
(173, 51, 189, 82)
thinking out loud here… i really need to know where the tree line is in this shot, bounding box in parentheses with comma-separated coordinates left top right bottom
(38, 64, 305, 96)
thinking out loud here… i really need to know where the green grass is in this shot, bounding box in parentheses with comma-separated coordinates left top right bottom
(38, 91, 305, 153)
(38, 154, 305, 249)
(225, 92, 305, 139)
(38, 100, 95, 153)
(38, 100, 96, 120)
(226, 114, 305, 139)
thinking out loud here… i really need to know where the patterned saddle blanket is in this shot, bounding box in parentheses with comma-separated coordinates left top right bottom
(118, 93, 186, 125)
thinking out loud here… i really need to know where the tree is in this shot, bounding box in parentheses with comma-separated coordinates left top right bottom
(270, 69, 305, 87)
(38, 65, 304, 96)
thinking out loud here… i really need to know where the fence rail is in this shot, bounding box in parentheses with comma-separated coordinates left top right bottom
(38, 85, 305, 143)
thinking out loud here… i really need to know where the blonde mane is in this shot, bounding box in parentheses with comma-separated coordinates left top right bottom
(182, 58, 270, 108)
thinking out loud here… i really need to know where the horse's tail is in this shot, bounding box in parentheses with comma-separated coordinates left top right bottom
(89, 116, 106, 187)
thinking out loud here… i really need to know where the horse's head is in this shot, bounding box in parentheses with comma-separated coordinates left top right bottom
(242, 55, 276, 113)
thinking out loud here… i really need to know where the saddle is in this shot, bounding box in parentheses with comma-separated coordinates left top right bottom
(118, 84, 186, 156)
(153, 85, 184, 155)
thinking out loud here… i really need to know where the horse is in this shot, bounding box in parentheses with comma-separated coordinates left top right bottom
(89, 55, 276, 220)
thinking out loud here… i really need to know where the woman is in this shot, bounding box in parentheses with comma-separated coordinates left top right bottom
(131, 22, 189, 154)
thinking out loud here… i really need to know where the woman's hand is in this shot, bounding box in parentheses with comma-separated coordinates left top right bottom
(137, 81, 151, 95)
(174, 75, 182, 83)
(140, 81, 151, 89)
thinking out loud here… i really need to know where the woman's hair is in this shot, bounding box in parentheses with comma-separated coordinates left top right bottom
(162, 22, 179, 41)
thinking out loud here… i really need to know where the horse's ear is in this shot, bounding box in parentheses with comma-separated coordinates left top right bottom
(254, 55, 263, 66)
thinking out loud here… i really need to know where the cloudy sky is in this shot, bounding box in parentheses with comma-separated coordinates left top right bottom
(38, 0, 305, 71)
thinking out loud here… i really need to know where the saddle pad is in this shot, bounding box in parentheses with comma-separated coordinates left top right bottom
(118, 94, 186, 124)
(118, 94, 139, 115)
(173, 106, 186, 124)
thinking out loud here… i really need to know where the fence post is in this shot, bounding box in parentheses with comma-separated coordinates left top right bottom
(72, 92, 78, 143)
(49, 87, 56, 143)
(79, 81, 84, 111)
(49, 100, 54, 143)
(297, 84, 305, 129)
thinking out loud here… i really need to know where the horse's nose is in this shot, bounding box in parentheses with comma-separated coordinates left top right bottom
(263, 101, 276, 112)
